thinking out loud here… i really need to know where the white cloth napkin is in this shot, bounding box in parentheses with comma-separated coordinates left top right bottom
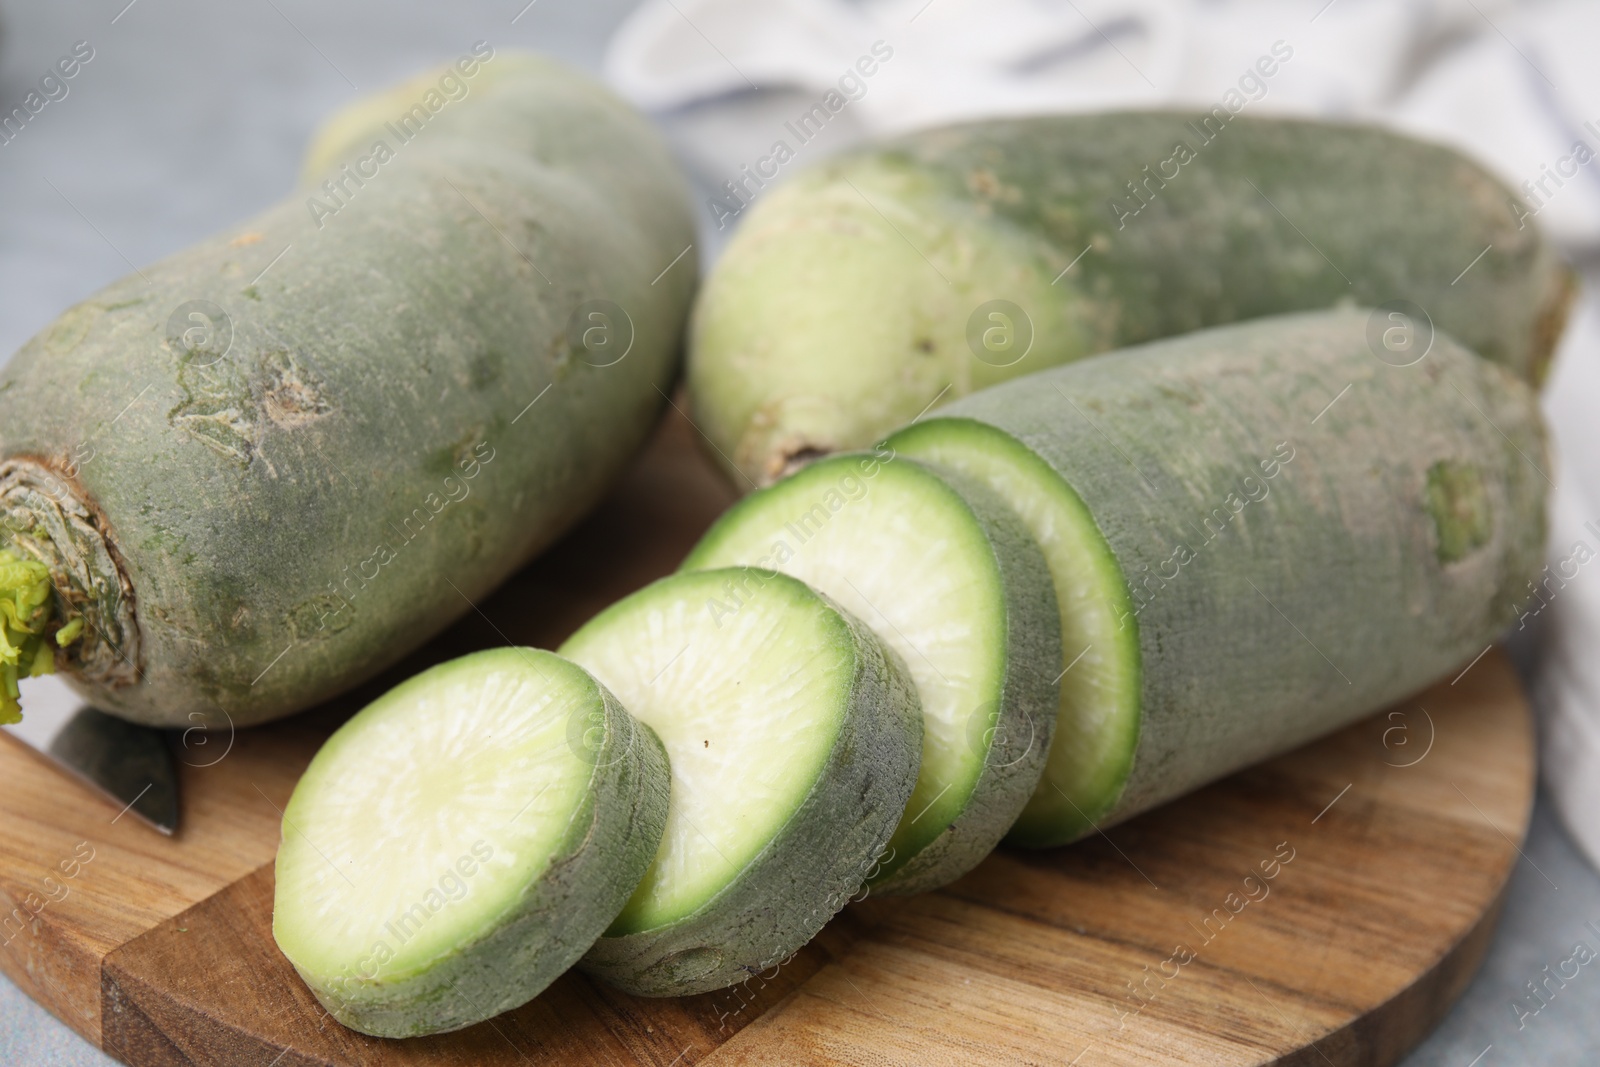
(606, 0, 1600, 869)
(610, 0, 1600, 239)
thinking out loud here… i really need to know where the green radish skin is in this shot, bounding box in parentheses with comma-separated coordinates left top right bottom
(680, 454, 1060, 895)
(889, 307, 1548, 846)
(0, 52, 696, 727)
(273, 648, 670, 1037)
(560, 568, 922, 997)
(690, 112, 1575, 486)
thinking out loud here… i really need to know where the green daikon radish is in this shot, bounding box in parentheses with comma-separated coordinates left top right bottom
(691, 113, 1572, 485)
(889, 308, 1547, 845)
(0, 51, 696, 726)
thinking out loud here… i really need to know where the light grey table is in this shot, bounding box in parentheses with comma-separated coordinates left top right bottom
(0, 2, 1595, 1064)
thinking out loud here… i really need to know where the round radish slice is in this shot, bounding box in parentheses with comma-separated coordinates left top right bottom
(559, 567, 921, 996)
(681, 453, 1060, 894)
(272, 647, 668, 1037)
(887, 417, 1139, 847)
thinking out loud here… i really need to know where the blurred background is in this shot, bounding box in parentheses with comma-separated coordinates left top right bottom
(2, 0, 1599, 1063)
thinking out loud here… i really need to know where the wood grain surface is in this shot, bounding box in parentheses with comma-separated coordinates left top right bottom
(0, 407, 1535, 1066)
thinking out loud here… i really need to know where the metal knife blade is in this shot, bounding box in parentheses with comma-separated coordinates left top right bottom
(1, 675, 179, 835)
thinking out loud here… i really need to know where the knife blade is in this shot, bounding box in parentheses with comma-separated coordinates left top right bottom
(2, 675, 179, 835)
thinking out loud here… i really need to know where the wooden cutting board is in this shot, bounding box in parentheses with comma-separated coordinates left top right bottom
(0, 408, 1535, 1067)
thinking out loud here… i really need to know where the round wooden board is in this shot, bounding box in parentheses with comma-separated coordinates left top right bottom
(2, 410, 1535, 1066)
(95, 642, 1533, 1067)
(716, 648, 1535, 1067)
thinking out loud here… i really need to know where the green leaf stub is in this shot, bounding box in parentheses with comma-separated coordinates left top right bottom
(0, 549, 58, 723)
(1426, 460, 1492, 565)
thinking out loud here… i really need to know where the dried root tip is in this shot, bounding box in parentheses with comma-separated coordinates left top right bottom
(0, 459, 140, 701)
(1529, 263, 1579, 388)
(770, 445, 833, 485)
